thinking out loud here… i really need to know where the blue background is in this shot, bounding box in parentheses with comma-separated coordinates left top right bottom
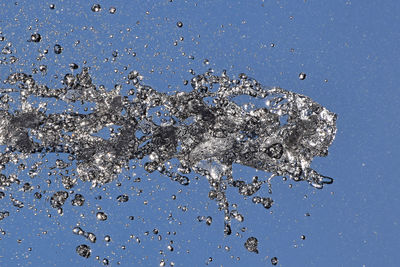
(0, 0, 399, 266)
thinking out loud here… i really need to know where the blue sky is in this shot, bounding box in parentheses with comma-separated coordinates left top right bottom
(0, 1, 399, 266)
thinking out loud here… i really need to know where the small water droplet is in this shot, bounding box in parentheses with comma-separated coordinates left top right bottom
(116, 194, 129, 202)
(205, 216, 212, 226)
(271, 257, 278, 265)
(91, 4, 101, 12)
(109, 7, 116, 14)
(54, 44, 63, 54)
(299, 72, 306, 80)
(30, 33, 41, 42)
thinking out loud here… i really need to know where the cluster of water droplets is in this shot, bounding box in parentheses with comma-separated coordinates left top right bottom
(0, 65, 336, 263)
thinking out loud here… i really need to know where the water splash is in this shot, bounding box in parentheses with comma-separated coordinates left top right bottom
(0, 67, 336, 259)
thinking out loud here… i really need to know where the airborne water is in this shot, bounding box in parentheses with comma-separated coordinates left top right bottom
(0, 2, 338, 266)
(0, 66, 336, 263)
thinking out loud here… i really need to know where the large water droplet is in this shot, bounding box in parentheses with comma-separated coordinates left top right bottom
(76, 244, 91, 258)
(244, 237, 258, 253)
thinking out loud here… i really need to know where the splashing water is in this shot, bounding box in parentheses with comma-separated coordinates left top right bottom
(0, 67, 336, 261)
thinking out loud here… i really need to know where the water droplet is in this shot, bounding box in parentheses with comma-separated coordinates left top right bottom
(116, 194, 129, 202)
(87, 232, 96, 243)
(39, 65, 47, 73)
(54, 44, 63, 54)
(50, 191, 69, 208)
(299, 72, 306, 80)
(96, 211, 108, 221)
(176, 21, 183, 28)
(109, 7, 116, 14)
(244, 237, 258, 253)
(71, 194, 85, 206)
(76, 244, 91, 258)
(271, 257, 278, 265)
(69, 63, 78, 70)
(91, 4, 101, 12)
(30, 33, 41, 42)
(0, 211, 10, 221)
(72, 227, 84, 235)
